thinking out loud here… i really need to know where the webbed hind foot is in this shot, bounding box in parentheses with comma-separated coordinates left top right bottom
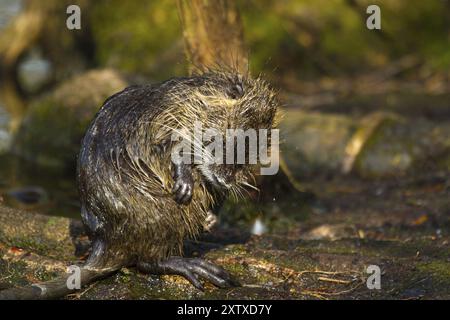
(137, 257, 239, 291)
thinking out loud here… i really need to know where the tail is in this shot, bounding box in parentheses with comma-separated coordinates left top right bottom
(0, 266, 117, 300)
(0, 241, 122, 300)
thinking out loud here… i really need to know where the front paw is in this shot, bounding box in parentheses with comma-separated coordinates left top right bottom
(172, 176, 194, 205)
(203, 210, 218, 232)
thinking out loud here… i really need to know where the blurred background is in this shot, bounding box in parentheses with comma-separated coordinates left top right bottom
(0, 0, 450, 299)
(0, 0, 449, 234)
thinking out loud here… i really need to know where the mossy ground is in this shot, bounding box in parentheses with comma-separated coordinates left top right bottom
(1, 168, 449, 299)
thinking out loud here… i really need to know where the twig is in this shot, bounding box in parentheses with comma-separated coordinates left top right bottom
(318, 277, 352, 284)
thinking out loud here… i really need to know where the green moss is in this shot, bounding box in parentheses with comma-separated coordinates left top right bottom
(13, 99, 78, 168)
(416, 261, 450, 279)
(239, 0, 450, 77)
(33, 266, 59, 282)
(89, 0, 185, 80)
(6, 237, 47, 253)
(45, 217, 60, 227)
(416, 261, 450, 287)
(0, 259, 30, 287)
(13, 69, 127, 169)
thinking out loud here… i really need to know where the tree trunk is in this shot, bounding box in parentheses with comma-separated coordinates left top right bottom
(177, 0, 248, 74)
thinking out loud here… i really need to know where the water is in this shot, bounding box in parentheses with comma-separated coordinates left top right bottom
(0, 105, 10, 151)
(0, 0, 21, 149)
(0, 0, 80, 218)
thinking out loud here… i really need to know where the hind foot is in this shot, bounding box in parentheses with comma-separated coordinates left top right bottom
(137, 257, 239, 291)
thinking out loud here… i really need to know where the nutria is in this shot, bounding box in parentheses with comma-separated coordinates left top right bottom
(0, 70, 278, 299)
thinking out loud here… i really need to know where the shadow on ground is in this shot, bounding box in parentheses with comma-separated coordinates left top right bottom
(1, 170, 449, 299)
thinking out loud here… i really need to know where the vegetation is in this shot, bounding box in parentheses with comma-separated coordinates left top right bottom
(0, 0, 449, 300)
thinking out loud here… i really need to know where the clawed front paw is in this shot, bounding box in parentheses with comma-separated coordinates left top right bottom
(172, 176, 194, 205)
(204, 210, 218, 232)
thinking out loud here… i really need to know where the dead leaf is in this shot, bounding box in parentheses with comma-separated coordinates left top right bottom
(412, 214, 428, 226)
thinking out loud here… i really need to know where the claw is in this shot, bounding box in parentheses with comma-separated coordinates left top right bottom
(188, 264, 232, 288)
(137, 257, 239, 290)
(204, 211, 218, 232)
(192, 259, 240, 287)
(181, 269, 204, 291)
(173, 180, 193, 204)
(172, 165, 194, 205)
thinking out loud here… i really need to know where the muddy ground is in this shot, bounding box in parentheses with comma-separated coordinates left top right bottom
(1, 169, 449, 300)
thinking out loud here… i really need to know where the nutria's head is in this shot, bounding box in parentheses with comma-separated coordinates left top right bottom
(170, 71, 280, 195)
